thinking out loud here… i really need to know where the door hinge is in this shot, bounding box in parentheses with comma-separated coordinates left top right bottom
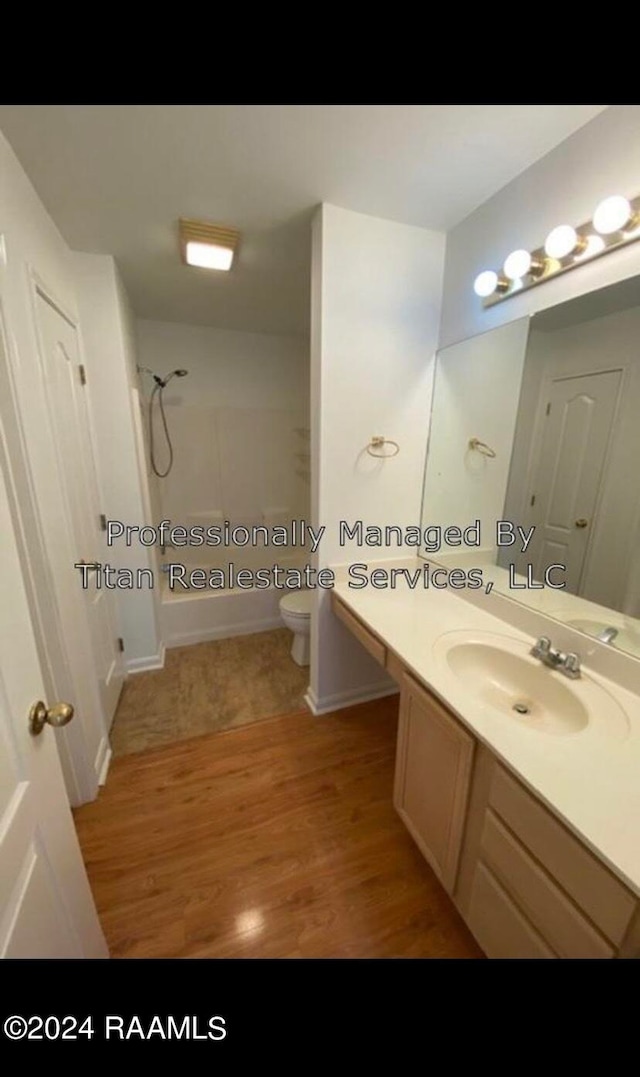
(99, 513, 107, 532)
(78, 363, 87, 386)
(545, 402, 551, 416)
(117, 637, 125, 653)
(530, 494, 536, 507)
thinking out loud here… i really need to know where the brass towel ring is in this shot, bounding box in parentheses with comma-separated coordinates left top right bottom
(468, 437, 496, 459)
(367, 436, 400, 459)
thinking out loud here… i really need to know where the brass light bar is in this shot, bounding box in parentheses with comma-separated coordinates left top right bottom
(475, 194, 640, 307)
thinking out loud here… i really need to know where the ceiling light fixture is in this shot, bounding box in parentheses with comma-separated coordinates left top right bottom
(473, 192, 640, 307)
(179, 217, 240, 271)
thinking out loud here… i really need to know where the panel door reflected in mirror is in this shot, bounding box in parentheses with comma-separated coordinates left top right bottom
(421, 274, 640, 661)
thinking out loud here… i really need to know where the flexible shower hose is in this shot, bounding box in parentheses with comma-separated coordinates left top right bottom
(149, 382, 174, 478)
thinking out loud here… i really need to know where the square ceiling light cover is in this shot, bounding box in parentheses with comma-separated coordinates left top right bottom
(179, 217, 239, 271)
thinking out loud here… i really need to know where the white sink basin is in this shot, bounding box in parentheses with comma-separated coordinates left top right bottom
(433, 630, 629, 739)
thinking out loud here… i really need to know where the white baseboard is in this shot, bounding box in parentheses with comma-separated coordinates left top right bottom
(93, 735, 112, 787)
(98, 745, 112, 786)
(305, 681, 399, 716)
(165, 615, 283, 649)
(126, 640, 166, 674)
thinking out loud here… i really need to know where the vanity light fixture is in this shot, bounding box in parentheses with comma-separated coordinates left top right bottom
(544, 225, 587, 260)
(474, 192, 640, 307)
(473, 270, 508, 298)
(503, 248, 545, 281)
(179, 217, 240, 271)
(592, 195, 635, 235)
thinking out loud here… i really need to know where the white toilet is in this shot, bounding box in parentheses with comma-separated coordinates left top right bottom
(279, 589, 312, 666)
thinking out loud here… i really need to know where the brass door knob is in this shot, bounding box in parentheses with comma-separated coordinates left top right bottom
(29, 700, 74, 736)
(575, 518, 589, 528)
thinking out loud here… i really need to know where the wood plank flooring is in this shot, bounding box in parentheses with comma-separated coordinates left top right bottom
(74, 696, 482, 958)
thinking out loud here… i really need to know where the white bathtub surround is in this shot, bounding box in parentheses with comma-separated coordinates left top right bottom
(135, 319, 310, 649)
(331, 558, 640, 894)
(136, 319, 310, 534)
(162, 586, 285, 648)
(160, 549, 308, 648)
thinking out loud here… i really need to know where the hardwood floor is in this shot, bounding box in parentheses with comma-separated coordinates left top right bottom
(74, 696, 482, 958)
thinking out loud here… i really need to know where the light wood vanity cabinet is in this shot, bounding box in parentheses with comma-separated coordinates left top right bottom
(455, 747, 638, 959)
(393, 673, 639, 957)
(332, 594, 640, 957)
(394, 674, 474, 893)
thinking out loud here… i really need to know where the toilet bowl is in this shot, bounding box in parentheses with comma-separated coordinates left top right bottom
(279, 589, 312, 666)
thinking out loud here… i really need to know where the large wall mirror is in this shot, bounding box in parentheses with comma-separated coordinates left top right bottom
(421, 275, 640, 661)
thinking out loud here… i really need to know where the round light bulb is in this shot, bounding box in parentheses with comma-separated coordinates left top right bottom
(544, 225, 580, 259)
(504, 249, 533, 280)
(473, 270, 499, 297)
(593, 195, 632, 235)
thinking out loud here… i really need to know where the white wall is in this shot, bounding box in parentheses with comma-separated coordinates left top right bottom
(440, 105, 640, 348)
(73, 254, 162, 668)
(421, 318, 529, 553)
(135, 320, 310, 554)
(137, 320, 309, 411)
(310, 203, 445, 712)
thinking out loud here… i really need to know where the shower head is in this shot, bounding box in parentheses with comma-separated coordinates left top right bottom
(161, 368, 189, 386)
(137, 366, 189, 388)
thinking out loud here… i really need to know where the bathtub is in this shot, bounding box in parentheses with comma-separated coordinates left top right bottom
(159, 546, 309, 647)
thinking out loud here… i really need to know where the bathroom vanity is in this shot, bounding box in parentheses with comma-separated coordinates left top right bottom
(331, 581, 640, 959)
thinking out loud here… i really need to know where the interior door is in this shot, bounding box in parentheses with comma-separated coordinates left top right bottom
(524, 370, 621, 593)
(34, 291, 124, 726)
(0, 429, 107, 958)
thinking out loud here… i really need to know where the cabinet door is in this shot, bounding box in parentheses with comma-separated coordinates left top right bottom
(394, 675, 474, 893)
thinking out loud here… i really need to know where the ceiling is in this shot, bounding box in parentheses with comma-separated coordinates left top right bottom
(0, 105, 606, 337)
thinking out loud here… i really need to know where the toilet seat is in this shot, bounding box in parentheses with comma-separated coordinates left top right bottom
(280, 590, 312, 616)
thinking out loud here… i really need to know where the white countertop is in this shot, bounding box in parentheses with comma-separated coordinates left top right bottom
(332, 569, 640, 896)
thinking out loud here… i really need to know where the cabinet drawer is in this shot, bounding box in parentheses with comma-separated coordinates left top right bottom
(481, 810, 613, 959)
(489, 765, 635, 945)
(331, 595, 386, 666)
(467, 862, 555, 959)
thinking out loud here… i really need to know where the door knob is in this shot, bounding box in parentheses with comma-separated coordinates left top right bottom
(29, 700, 74, 736)
(575, 518, 589, 528)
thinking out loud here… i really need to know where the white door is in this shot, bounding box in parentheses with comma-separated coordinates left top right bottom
(34, 291, 124, 726)
(524, 370, 621, 593)
(0, 434, 107, 958)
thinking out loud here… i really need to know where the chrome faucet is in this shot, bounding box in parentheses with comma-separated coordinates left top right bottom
(597, 626, 618, 645)
(530, 636, 581, 679)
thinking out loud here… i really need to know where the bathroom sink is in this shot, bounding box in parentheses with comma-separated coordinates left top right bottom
(432, 630, 629, 739)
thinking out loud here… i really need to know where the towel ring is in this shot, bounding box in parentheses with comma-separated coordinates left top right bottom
(367, 436, 400, 459)
(468, 437, 496, 459)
